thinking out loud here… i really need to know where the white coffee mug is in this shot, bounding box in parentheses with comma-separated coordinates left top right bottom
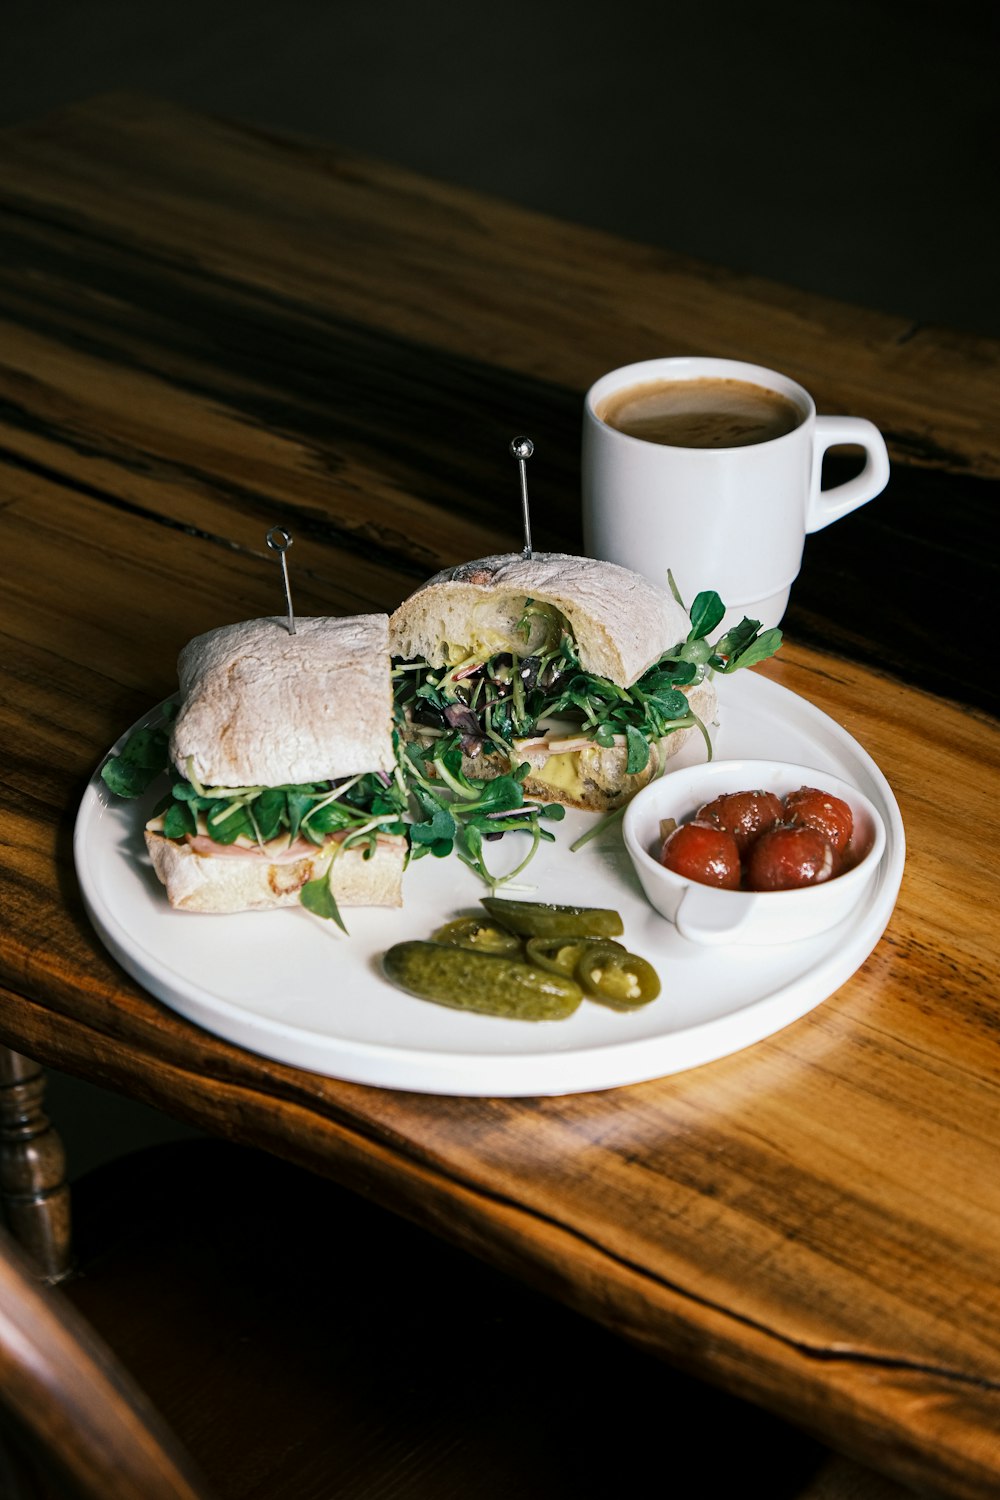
(582, 356, 890, 632)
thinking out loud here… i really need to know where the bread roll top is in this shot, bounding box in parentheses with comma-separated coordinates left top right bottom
(388, 552, 691, 686)
(171, 615, 395, 787)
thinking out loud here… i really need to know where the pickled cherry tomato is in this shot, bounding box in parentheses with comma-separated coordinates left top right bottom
(660, 821, 742, 889)
(696, 789, 784, 852)
(746, 825, 836, 891)
(783, 786, 854, 856)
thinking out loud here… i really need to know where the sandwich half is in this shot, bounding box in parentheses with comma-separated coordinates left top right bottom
(389, 552, 724, 813)
(141, 615, 407, 916)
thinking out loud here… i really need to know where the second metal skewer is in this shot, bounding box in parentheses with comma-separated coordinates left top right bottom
(266, 525, 296, 635)
(510, 436, 534, 559)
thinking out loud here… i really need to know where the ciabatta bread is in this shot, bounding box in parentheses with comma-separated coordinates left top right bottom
(388, 552, 692, 687)
(171, 615, 395, 788)
(144, 829, 405, 913)
(148, 613, 403, 914)
(391, 553, 717, 810)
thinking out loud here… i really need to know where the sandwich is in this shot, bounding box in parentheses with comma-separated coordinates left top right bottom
(105, 615, 407, 920)
(389, 552, 779, 813)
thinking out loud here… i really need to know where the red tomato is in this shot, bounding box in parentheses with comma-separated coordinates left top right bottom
(783, 786, 854, 855)
(746, 825, 836, 891)
(660, 821, 742, 889)
(696, 789, 784, 852)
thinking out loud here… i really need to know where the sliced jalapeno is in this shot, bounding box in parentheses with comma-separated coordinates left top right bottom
(575, 942, 661, 1009)
(525, 935, 624, 977)
(383, 941, 582, 1021)
(480, 897, 624, 939)
(431, 917, 522, 955)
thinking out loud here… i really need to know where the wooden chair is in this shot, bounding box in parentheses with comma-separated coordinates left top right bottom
(0, 1138, 911, 1499)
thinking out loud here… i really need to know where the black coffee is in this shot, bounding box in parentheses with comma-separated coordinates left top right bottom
(597, 376, 803, 449)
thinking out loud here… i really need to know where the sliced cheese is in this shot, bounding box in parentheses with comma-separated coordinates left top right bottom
(525, 750, 586, 801)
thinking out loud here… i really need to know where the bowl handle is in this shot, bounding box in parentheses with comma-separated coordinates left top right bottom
(674, 886, 749, 946)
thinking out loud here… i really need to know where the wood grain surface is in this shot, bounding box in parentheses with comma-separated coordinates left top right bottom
(0, 95, 998, 1499)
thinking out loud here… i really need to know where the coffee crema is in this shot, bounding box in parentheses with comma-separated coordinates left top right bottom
(596, 376, 803, 449)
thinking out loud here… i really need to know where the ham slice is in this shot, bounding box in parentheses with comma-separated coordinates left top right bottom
(181, 828, 399, 861)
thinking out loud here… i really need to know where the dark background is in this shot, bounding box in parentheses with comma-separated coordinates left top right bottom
(3, 0, 998, 1172)
(4, 0, 999, 335)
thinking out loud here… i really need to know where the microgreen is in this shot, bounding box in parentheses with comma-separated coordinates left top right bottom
(300, 864, 348, 932)
(99, 710, 175, 798)
(399, 738, 560, 892)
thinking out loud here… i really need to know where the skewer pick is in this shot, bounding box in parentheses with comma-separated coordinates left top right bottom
(510, 436, 534, 559)
(266, 525, 296, 635)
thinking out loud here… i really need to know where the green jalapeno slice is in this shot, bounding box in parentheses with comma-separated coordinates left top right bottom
(525, 935, 625, 977)
(431, 917, 522, 955)
(574, 942, 661, 1009)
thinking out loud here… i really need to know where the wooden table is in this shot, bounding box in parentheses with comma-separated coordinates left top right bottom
(1, 95, 997, 1499)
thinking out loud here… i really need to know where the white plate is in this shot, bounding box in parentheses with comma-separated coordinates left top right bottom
(74, 672, 905, 1097)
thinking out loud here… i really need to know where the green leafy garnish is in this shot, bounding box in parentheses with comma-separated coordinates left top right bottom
(300, 863, 348, 933)
(687, 589, 726, 640)
(400, 740, 558, 892)
(624, 724, 649, 775)
(100, 723, 172, 797)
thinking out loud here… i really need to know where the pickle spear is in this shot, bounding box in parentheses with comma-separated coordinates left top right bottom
(480, 897, 624, 939)
(383, 941, 582, 1021)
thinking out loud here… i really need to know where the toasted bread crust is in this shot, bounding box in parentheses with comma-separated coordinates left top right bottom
(144, 830, 405, 913)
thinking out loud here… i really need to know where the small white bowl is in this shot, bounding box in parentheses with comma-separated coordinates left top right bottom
(622, 759, 886, 946)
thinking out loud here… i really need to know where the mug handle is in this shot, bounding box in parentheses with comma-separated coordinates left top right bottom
(808, 416, 890, 533)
